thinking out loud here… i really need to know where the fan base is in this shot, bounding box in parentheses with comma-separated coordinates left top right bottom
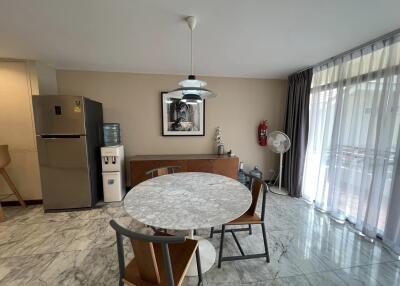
(270, 186, 289, 196)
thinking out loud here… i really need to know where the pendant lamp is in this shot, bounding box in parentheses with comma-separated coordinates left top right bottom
(166, 16, 216, 104)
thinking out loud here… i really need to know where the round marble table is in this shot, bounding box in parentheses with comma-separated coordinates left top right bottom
(124, 172, 252, 275)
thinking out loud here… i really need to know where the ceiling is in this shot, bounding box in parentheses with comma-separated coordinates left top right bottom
(1, 0, 400, 79)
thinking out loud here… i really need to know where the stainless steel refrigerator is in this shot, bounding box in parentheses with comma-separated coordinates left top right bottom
(32, 95, 104, 211)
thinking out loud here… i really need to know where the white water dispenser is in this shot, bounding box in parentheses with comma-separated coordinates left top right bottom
(101, 145, 126, 202)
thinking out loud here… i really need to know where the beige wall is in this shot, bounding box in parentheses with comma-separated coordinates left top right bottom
(0, 60, 57, 201)
(57, 70, 287, 182)
(0, 61, 40, 200)
(35, 62, 58, 94)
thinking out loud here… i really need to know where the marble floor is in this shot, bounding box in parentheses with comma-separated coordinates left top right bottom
(1, 193, 399, 286)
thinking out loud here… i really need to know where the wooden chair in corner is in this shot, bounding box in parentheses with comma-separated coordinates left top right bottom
(210, 173, 270, 267)
(145, 166, 181, 178)
(0, 145, 26, 208)
(110, 219, 203, 286)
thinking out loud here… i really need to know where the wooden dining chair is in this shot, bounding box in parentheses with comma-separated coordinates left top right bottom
(0, 145, 26, 208)
(210, 173, 270, 267)
(110, 219, 203, 286)
(145, 166, 181, 178)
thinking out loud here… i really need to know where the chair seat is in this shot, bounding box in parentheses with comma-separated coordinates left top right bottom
(123, 239, 198, 286)
(227, 213, 262, 225)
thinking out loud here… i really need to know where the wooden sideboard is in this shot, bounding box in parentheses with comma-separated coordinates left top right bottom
(130, 154, 239, 186)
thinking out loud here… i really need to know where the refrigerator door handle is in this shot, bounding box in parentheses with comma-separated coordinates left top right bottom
(40, 135, 82, 139)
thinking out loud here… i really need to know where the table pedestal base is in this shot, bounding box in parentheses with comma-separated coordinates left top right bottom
(186, 236, 216, 276)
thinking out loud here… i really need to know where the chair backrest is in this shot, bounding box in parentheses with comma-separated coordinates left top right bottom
(244, 173, 269, 221)
(145, 166, 181, 178)
(130, 239, 160, 283)
(0, 145, 11, 169)
(110, 220, 185, 286)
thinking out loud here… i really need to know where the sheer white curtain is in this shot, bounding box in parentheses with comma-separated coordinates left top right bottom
(302, 34, 400, 250)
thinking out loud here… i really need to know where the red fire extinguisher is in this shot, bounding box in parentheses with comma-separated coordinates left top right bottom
(258, 120, 268, 146)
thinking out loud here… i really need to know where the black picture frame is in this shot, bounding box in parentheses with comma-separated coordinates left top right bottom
(161, 92, 205, 136)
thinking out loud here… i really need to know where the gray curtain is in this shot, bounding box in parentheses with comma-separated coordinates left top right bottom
(283, 68, 313, 197)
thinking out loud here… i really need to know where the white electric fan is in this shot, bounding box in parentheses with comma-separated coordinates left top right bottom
(267, 131, 291, 195)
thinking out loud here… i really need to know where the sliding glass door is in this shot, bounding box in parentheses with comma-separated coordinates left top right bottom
(302, 37, 400, 243)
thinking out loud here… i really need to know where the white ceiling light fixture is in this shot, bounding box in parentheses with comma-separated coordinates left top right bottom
(166, 16, 217, 104)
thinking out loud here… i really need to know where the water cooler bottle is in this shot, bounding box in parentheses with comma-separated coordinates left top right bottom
(101, 145, 126, 202)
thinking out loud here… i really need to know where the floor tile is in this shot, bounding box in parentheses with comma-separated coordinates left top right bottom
(38, 247, 119, 286)
(258, 274, 312, 286)
(335, 265, 383, 285)
(0, 253, 57, 285)
(367, 261, 400, 286)
(1, 193, 399, 285)
(304, 271, 346, 286)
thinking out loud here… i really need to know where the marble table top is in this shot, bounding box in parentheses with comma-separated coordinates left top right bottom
(124, 172, 252, 230)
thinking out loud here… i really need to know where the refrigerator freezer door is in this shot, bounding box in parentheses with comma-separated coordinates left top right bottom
(32, 95, 86, 135)
(37, 136, 92, 210)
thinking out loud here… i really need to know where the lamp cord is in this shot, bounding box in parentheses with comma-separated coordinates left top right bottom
(190, 28, 193, 75)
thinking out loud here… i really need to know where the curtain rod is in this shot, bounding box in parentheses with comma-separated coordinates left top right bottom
(294, 27, 400, 75)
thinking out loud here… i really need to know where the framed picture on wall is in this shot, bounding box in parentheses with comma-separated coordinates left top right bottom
(161, 92, 205, 136)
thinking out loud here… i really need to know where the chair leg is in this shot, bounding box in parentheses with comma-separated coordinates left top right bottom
(248, 224, 252, 235)
(210, 227, 214, 238)
(0, 203, 5, 222)
(218, 225, 226, 268)
(115, 233, 125, 286)
(261, 223, 270, 262)
(195, 247, 203, 286)
(0, 168, 26, 208)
